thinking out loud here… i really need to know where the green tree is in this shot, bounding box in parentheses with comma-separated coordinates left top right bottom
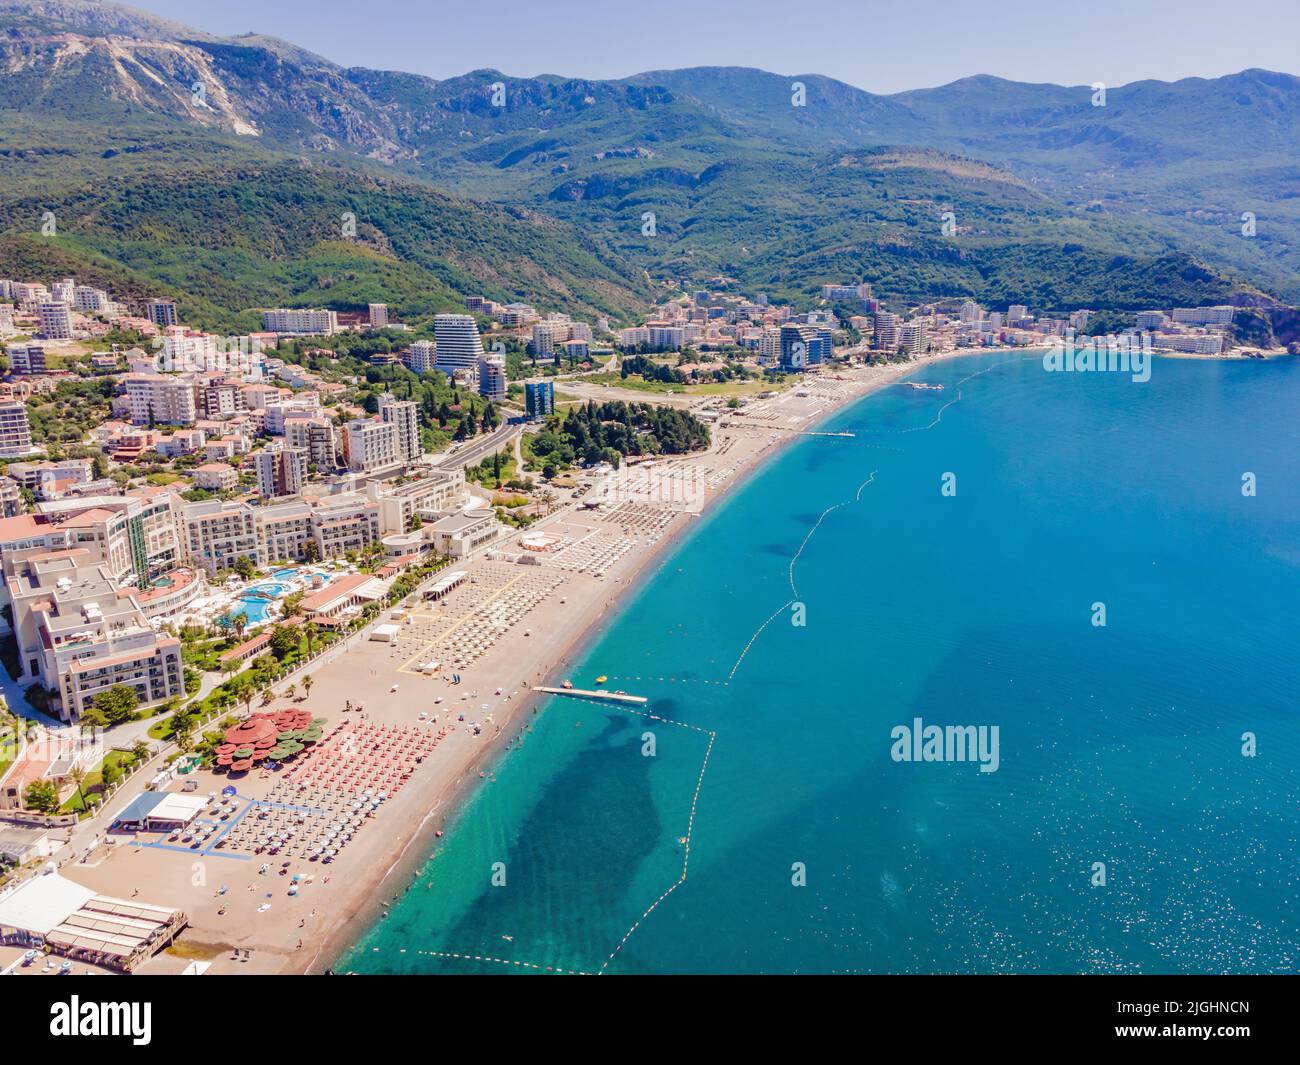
(78, 705, 109, 739)
(91, 685, 138, 726)
(269, 626, 299, 660)
(24, 779, 60, 813)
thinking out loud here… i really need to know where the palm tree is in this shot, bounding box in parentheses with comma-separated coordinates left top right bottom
(240, 687, 254, 718)
(284, 683, 297, 702)
(303, 622, 318, 657)
(233, 613, 248, 640)
(301, 674, 313, 700)
(260, 687, 274, 708)
(69, 765, 87, 811)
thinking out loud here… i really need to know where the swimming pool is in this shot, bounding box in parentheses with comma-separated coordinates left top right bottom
(224, 572, 334, 627)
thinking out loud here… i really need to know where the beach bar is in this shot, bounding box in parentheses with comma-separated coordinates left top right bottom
(112, 791, 208, 833)
(0, 873, 186, 972)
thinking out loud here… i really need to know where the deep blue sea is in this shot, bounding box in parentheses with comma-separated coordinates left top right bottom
(341, 351, 1300, 974)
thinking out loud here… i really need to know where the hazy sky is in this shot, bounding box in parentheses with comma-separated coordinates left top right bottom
(135, 0, 1298, 93)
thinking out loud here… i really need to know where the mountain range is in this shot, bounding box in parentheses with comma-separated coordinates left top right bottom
(2, 0, 1298, 336)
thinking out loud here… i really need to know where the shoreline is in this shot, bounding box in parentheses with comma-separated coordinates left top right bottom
(299, 346, 1003, 975)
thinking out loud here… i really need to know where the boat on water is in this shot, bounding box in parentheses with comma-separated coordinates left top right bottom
(595, 675, 608, 684)
(561, 679, 574, 689)
(903, 381, 945, 391)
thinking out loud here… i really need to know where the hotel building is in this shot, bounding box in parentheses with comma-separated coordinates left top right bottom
(6, 552, 185, 722)
(433, 314, 485, 373)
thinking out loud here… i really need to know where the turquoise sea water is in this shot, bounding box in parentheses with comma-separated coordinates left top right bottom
(340, 351, 1300, 974)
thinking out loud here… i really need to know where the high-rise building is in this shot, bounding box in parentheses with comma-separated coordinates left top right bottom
(123, 375, 198, 426)
(872, 312, 901, 352)
(145, 299, 179, 327)
(368, 303, 389, 329)
(779, 323, 832, 370)
(74, 286, 109, 312)
(254, 447, 308, 499)
(899, 322, 928, 357)
(378, 394, 421, 463)
(524, 380, 554, 420)
(433, 314, 485, 373)
(285, 417, 337, 469)
(38, 301, 72, 340)
(0, 399, 35, 458)
(478, 353, 507, 404)
(341, 419, 401, 473)
(405, 340, 435, 374)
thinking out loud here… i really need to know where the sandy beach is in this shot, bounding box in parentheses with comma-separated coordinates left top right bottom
(49, 349, 988, 976)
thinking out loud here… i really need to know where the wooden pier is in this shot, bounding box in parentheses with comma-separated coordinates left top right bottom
(533, 686, 648, 705)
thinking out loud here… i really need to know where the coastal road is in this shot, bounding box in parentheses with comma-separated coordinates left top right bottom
(432, 422, 520, 471)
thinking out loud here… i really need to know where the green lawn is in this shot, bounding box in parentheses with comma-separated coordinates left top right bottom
(59, 750, 141, 814)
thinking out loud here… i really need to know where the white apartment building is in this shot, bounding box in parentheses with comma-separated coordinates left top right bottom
(262, 308, 339, 336)
(254, 447, 308, 498)
(124, 374, 198, 427)
(1171, 306, 1235, 327)
(872, 312, 901, 351)
(38, 301, 73, 340)
(73, 286, 109, 312)
(0, 399, 35, 458)
(379, 394, 421, 463)
(39, 492, 184, 588)
(341, 419, 401, 473)
(264, 396, 321, 435)
(285, 416, 337, 469)
(145, 298, 179, 327)
(478, 353, 507, 403)
(899, 322, 928, 356)
(1154, 332, 1225, 354)
(405, 340, 436, 374)
(531, 317, 572, 355)
(433, 314, 485, 372)
(646, 324, 686, 351)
